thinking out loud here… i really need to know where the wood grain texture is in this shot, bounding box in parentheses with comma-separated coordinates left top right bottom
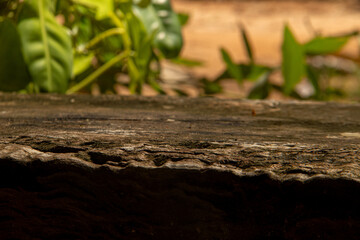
(0, 93, 360, 239)
(0, 93, 359, 181)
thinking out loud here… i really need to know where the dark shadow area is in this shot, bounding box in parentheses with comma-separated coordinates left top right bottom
(1, 159, 360, 240)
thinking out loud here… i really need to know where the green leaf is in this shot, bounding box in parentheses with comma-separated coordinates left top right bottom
(282, 25, 305, 94)
(216, 63, 271, 82)
(247, 71, 270, 99)
(0, 19, 31, 91)
(220, 48, 243, 83)
(18, 0, 72, 93)
(133, 0, 183, 58)
(240, 25, 253, 63)
(246, 65, 271, 82)
(177, 12, 189, 26)
(73, 0, 113, 20)
(136, 30, 154, 68)
(72, 52, 94, 78)
(304, 36, 349, 55)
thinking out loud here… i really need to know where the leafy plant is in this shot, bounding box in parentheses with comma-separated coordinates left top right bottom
(203, 25, 272, 97)
(19, 0, 73, 93)
(0, 0, 184, 94)
(213, 24, 359, 100)
(281, 25, 357, 99)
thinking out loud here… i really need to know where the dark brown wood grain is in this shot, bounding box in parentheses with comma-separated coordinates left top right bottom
(1, 93, 360, 239)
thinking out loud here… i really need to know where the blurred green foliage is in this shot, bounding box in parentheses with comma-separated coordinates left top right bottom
(205, 24, 359, 100)
(0, 0, 184, 94)
(1, 0, 359, 100)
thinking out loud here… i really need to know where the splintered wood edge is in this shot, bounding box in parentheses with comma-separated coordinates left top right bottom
(1, 143, 358, 184)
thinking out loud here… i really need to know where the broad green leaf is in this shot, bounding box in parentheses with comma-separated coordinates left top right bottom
(73, 0, 113, 20)
(282, 25, 305, 94)
(0, 19, 31, 91)
(126, 8, 148, 53)
(220, 48, 243, 83)
(133, 0, 183, 58)
(72, 52, 94, 78)
(18, 0, 72, 93)
(240, 25, 254, 63)
(248, 71, 270, 99)
(133, 22, 154, 68)
(304, 36, 349, 55)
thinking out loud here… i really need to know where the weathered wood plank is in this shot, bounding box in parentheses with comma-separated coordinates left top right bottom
(0, 93, 360, 239)
(0, 93, 359, 180)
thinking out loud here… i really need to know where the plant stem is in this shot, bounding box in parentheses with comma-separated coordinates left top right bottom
(66, 51, 128, 94)
(85, 28, 125, 50)
(108, 10, 140, 92)
(108, 11, 132, 50)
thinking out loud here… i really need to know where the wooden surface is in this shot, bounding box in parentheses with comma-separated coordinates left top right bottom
(1, 93, 360, 239)
(0, 93, 359, 181)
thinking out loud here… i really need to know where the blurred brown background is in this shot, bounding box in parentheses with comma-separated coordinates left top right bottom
(173, 0, 360, 78)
